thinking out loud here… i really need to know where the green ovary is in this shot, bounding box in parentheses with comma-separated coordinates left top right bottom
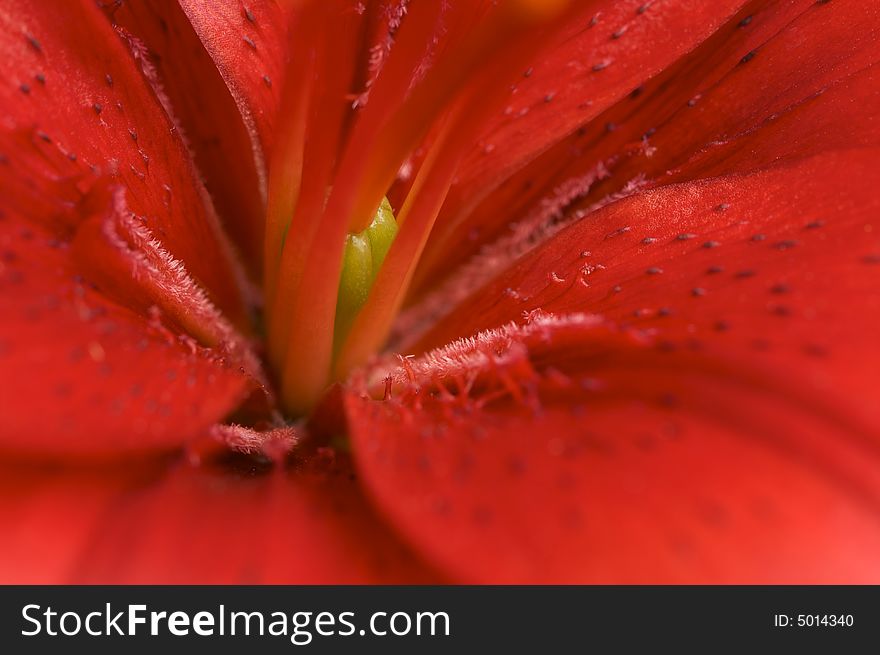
(334, 197, 398, 351)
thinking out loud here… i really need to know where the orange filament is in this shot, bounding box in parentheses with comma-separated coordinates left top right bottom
(264, 0, 573, 416)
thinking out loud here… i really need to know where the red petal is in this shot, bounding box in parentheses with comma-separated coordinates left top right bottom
(417, 0, 749, 284)
(414, 0, 875, 298)
(419, 148, 880, 425)
(101, 0, 279, 276)
(0, 210, 254, 457)
(0, 459, 154, 583)
(352, 2, 880, 581)
(0, 452, 440, 583)
(173, 0, 285, 171)
(345, 316, 880, 582)
(0, 0, 249, 324)
(0, 1, 270, 455)
(460, 0, 747, 183)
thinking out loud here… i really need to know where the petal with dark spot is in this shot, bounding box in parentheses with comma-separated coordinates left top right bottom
(0, 452, 440, 583)
(346, 316, 880, 582)
(0, 0, 250, 324)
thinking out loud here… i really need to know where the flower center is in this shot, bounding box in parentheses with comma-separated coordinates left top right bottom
(263, 0, 572, 417)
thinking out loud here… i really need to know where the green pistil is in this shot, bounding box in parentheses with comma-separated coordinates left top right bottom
(334, 197, 398, 351)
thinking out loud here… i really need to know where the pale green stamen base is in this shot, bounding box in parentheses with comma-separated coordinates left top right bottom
(334, 197, 398, 352)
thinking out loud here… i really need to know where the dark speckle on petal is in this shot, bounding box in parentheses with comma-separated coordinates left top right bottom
(752, 339, 772, 351)
(604, 226, 631, 239)
(771, 305, 792, 317)
(803, 343, 829, 357)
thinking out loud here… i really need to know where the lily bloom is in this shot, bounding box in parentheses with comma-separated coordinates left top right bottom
(1, 0, 878, 583)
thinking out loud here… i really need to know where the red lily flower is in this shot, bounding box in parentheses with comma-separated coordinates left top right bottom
(1, 0, 878, 583)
